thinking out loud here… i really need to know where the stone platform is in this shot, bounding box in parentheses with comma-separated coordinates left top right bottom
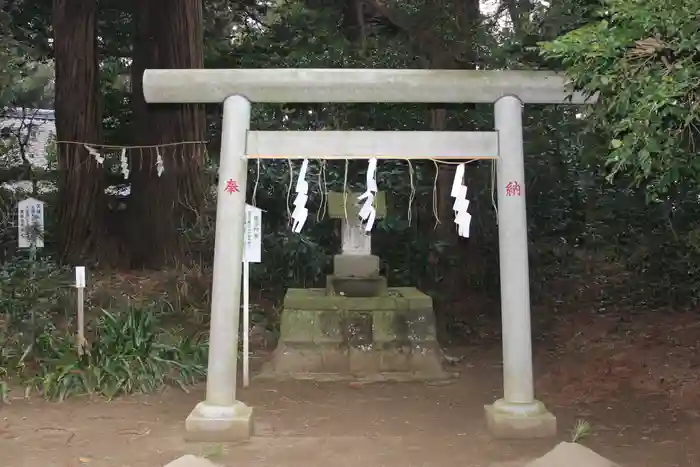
(256, 287, 450, 382)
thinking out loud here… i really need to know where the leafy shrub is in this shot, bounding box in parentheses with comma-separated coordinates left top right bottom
(0, 369, 8, 403)
(0, 256, 72, 349)
(539, 0, 700, 197)
(0, 256, 208, 401)
(0, 256, 71, 400)
(25, 304, 208, 401)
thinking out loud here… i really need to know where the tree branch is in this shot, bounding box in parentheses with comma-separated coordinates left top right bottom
(366, 0, 460, 67)
(503, 0, 533, 37)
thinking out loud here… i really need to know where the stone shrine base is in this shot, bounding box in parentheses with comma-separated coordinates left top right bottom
(258, 343, 448, 382)
(256, 287, 451, 382)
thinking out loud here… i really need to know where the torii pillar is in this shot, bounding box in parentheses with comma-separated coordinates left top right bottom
(485, 94, 556, 437)
(142, 68, 595, 442)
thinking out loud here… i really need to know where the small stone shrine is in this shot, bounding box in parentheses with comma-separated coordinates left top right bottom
(257, 191, 449, 381)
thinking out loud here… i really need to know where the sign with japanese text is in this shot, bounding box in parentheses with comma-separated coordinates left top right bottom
(244, 204, 262, 263)
(17, 197, 46, 249)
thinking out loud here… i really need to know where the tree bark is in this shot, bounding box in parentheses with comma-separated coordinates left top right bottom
(53, 0, 108, 264)
(503, 0, 533, 37)
(129, 0, 207, 268)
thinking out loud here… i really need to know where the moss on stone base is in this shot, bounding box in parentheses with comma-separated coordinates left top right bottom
(258, 287, 448, 381)
(257, 342, 449, 382)
(280, 287, 436, 346)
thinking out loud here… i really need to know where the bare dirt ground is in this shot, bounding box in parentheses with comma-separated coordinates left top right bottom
(2, 335, 699, 467)
(2, 274, 700, 467)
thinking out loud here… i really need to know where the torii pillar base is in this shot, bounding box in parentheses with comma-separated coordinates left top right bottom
(185, 401, 253, 442)
(484, 399, 556, 439)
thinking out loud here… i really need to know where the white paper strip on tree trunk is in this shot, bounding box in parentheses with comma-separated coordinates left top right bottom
(155, 148, 165, 177)
(84, 144, 104, 165)
(243, 204, 262, 263)
(17, 197, 46, 249)
(120, 148, 130, 179)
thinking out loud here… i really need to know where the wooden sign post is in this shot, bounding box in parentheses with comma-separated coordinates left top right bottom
(242, 204, 262, 387)
(75, 266, 86, 354)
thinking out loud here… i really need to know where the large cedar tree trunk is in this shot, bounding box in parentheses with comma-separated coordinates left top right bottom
(128, 0, 207, 268)
(53, 0, 108, 264)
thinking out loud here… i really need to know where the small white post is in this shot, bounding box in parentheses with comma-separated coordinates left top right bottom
(75, 266, 86, 354)
(486, 95, 556, 438)
(242, 260, 250, 388)
(185, 94, 254, 441)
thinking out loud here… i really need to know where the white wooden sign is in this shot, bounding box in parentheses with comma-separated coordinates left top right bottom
(243, 204, 262, 263)
(17, 197, 46, 249)
(75, 266, 86, 288)
(75, 266, 87, 353)
(242, 204, 262, 388)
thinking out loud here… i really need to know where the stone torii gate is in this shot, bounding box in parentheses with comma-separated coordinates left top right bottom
(142, 68, 593, 442)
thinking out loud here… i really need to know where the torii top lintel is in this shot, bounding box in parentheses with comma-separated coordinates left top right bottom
(142, 68, 596, 105)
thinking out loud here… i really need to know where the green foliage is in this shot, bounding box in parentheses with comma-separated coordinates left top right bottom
(0, 258, 207, 401)
(27, 305, 207, 401)
(0, 1, 53, 110)
(0, 188, 20, 258)
(1, 61, 53, 109)
(539, 0, 700, 197)
(182, 158, 451, 294)
(180, 0, 700, 308)
(188, 1, 453, 294)
(0, 256, 73, 339)
(0, 256, 72, 396)
(3, 0, 700, 358)
(536, 0, 700, 304)
(0, 7, 22, 107)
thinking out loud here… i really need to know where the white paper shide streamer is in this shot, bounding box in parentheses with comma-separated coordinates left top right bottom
(155, 148, 164, 177)
(84, 144, 162, 177)
(291, 159, 309, 233)
(357, 157, 378, 232)
(84, 144, 105, 165)
(450, 163, 471, 238)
